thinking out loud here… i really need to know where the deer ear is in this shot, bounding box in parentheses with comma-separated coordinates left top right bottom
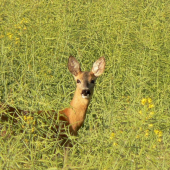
(91, 57, 105, 77)
(68, 56, 81, 76)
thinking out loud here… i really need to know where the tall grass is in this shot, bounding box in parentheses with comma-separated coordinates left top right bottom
(0, 0, 170, 169)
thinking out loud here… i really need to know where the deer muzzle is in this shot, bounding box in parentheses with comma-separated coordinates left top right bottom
(81, 89, 91, 99)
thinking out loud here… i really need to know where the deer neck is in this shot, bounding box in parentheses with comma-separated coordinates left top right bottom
(68, 89, 91, 132)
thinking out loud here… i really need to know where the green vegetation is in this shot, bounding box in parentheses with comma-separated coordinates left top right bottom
(0, 0, 170, 169)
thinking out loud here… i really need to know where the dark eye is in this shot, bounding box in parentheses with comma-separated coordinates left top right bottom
(91, 80, 95, 84)
(77, 79, 81, 83)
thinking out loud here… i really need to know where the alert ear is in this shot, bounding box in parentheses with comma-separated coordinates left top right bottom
(68, 56, 81, 76)
(91, 57, 105, 77)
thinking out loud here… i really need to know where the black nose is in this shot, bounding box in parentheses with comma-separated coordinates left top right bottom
(82, 89, 91, 96)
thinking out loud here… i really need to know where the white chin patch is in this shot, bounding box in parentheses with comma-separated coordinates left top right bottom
(82, 94, 90, 99)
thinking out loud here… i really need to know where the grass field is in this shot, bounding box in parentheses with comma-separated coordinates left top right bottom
(0, 0, 170, 169)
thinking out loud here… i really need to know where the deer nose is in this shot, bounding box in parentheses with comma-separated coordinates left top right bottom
(82, 89, 91, 97)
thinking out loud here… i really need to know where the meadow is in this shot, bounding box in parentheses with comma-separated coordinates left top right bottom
(0, 0, 170, 169)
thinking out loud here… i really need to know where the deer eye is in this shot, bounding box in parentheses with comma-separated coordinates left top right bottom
(77, 79, 81, 83)
(91, 80, 95, 84)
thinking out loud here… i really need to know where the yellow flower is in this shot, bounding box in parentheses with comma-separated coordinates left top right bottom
(136, 135, 140, 139)
(149, 104, 154, 108)
(148, 98, 152, 104)
(24, 116, 27, 121)
(110, 132, 115, 139)
(148, 115, 152, 119)
(27, 116, 33, 120)
(145, 130, 149, 137)
(31, 127, 35, 133)
(33, 121, 36, 125)
(148, 124, 153, 128)
(158, 131, 163, 137)
(157, 138, 162, 142)
(152, 145, 156, 149)
(7, 33, 13, 39)
(113, 142, 118, 146)
(141, 98, 147, 105)
(139, 110, 142, 115)
(22, 18, 29, 23)
(154, 129, 159, 135)
(145, 132, 149, 137)
(150, 112, 154, 115)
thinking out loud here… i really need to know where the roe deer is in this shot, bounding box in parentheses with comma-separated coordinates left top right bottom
(0, 56, 105, 164)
